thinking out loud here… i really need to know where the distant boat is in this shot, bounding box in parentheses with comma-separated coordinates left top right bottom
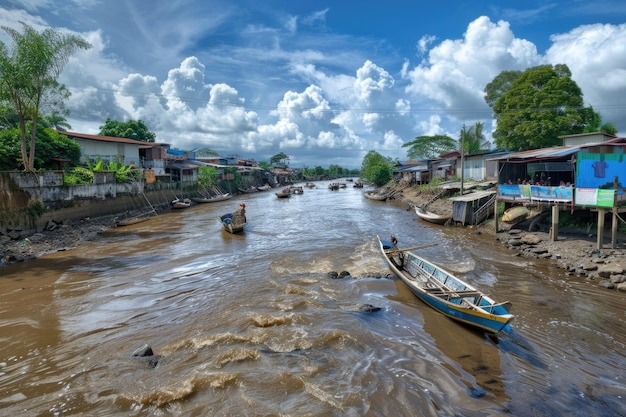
(364, 190, 389, 201)
(114, 213, 155, 227)
(353, 182, 364, 188)
(415, 206, 451, 225)
(289, 186, 304, 194)
(220, 204, 247, 233)
(256, 184, 272, 191)
(191, 193, 233, 203)
(275, 188, 291, 198)
(377, 235, 513, 334)
(238, 186, 258, 194)
(328, 183, 340, 190)
(171, 198, 192, 209)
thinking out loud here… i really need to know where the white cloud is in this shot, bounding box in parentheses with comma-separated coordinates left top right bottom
(546, 23, 626, 131)
(404, 16, 542, 120)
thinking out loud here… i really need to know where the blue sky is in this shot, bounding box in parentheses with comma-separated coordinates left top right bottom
(2, 1, 626, 168)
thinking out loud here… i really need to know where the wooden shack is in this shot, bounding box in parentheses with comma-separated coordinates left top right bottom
(449, 190, 497, 226)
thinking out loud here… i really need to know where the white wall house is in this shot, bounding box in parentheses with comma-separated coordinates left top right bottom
(58, 131, 150, 166)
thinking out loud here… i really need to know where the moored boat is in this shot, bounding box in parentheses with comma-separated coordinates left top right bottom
(171, 198, 192, 209)
(377, 236, 513, 334)
(191, 193, 233, 203)
(415, 206, 451, 225)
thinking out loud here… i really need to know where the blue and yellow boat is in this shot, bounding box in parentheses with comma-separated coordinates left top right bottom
(378, 236, 513, 334)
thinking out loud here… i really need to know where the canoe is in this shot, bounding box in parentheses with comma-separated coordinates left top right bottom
(220, 204, 247, 233)
(275, 188, 291, 198)
(364, 191, 388, 201)
(191, 193, 233, 203)
(415, 206, 451, 225)
(377, 236, 513, 334)
(238, 187, 258, 194)
(502, 206, 530, 223)
(114, 213, 155, 227)
(171, 198, 191, 209)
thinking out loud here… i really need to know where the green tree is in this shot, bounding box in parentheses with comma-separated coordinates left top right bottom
(270, 152, 289, 166)
(486, 64, 598, 151)
(402, 135, 457, 159)
(41, 109, 71, 131)
(198, 165, 218, 188)
(98, 118, 156, 142)
(0, 127, 80, 170)
(0, 22, 91, 170)
(460, 122, 485, 155)
(361, 150, 393, 186)
(195, 147, 219, 157)
(581, 106, 618, 135)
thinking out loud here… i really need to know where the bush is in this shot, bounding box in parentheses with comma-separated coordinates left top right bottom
(27, 200, 46, 217)
(64, 167, 94, 185)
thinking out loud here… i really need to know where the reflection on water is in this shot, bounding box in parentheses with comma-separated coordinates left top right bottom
(0, 181, 624, 416)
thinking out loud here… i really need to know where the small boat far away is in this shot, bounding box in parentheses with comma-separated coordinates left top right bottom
(377, 235, 513, 334)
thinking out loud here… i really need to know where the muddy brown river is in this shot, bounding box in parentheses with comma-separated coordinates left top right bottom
(1, 182, 624, 416)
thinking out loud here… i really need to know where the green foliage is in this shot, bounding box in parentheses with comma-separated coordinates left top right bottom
(402, 135, 457, 159)
(63, 167, 93, 185)
(258, 161, 270, 170)
(82, 155, 138, 183)
(361, 150, 393, 186)
(460, 122, 485, 154)
(0, 22, 91, 170)
(270, 152, 289, 166)
(198, 166, 218, 188)
(195, 147, 219, 157)
(487, 64, 597, 151)
(26, 200, 46, 217)
(0, 127, 80, 170)
(98, 118, 156, 142)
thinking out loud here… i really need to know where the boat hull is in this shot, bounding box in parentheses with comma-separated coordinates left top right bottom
(220, 213, 246, 233)
(415, 207, 450, 225)
(378, 237, 513, 334)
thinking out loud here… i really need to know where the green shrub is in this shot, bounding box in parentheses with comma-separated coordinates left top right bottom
(27, 200, 46, 217)
(64, 167, 94, 185)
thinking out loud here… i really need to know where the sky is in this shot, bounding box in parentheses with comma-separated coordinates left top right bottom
(1, 1, 626, 168)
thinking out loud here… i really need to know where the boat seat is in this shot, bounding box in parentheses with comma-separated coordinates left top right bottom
(452, 290, 482, 297)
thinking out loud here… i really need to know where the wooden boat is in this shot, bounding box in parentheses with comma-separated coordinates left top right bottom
(238, 186, 258, 194)
(256, 184, 272, 191)
(114, 213, 155, 227)
(415, 206, 451, 225)
(220, 204, 247, 233)
(289, 186, 304, 195)
(191, 193, 233, 204)
(501, 206, 530, 223)
(364, 190, 389, 201)
(328, 183, 340, 190)
(171, 198, 192, 209)
(275, 188, 291, 198)
(377, 236, 513, 334)
(353, 182, 364, 188)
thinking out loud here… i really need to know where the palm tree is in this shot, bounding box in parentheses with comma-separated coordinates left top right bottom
(42, 110, 72, 131)
(0, 22, 91, 170)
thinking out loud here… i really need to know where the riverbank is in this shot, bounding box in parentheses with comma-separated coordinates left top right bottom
(0, 216, 116, 268)
(390, 182, 626, 292)
(2, 183, 626, 293)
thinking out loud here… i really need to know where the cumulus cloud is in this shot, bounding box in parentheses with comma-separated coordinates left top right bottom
(404, 16, 542, 121)
(546, 23, 626, 130)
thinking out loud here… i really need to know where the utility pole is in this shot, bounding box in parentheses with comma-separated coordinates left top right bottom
(460, 124, 465, 195)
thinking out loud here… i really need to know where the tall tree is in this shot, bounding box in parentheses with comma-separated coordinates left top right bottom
(0, 22, 91, 170)
(41, 109, 72, 131)
(270, 152, 289, 166)
(98, 118, 156, 142)
(361, 150, 393, 186)
(402, 135, 457, 160)
(460, 122, 485, 154)
(486, 64, 598, 151)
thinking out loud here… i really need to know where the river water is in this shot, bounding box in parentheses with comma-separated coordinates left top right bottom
(0, 181, 624, 417)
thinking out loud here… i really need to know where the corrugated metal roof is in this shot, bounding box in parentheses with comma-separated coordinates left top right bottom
(488, 146, 579, 161)
(58, 130, 169, 147)
(449, 190, 496, 202)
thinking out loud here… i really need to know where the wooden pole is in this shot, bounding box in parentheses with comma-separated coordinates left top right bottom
(551, 205, 559, 241)
(612, 176, 618, 249)
(597, 208, 605, 250)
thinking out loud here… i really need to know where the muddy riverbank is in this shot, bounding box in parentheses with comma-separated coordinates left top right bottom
(2, 182, 626, 294)
(391, 182, 626, 292)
